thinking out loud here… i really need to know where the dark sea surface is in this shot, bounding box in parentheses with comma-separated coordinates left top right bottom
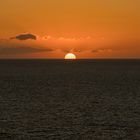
(0, 59, 140, 140)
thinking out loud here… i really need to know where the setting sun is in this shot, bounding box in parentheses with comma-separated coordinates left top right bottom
(64, 53, 76, 60)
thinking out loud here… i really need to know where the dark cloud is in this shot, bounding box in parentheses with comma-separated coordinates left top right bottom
(10, 34, 37, 40)
(0, 46, 53, 55)
(0, 40, 53, 55)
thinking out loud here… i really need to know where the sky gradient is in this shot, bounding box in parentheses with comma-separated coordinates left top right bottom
(0, 0, 140, 58)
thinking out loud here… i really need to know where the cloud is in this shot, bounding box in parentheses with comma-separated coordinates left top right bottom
(0, 39, 53, 55)
(61, 49, 70, 53)
(92, 48, 112, 53)
(10, 34, 37, 40)
(0, 46, 53, 55)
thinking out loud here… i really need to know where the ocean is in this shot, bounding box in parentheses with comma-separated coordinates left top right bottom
(0, 59, 140, 139)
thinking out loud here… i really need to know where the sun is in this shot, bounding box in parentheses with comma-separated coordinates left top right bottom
(64, 53, 76, 60)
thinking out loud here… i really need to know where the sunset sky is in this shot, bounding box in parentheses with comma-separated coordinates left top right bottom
(0, 0, 140, 58)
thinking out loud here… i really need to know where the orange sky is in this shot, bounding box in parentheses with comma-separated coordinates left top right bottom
(0, 0, 140, 59)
